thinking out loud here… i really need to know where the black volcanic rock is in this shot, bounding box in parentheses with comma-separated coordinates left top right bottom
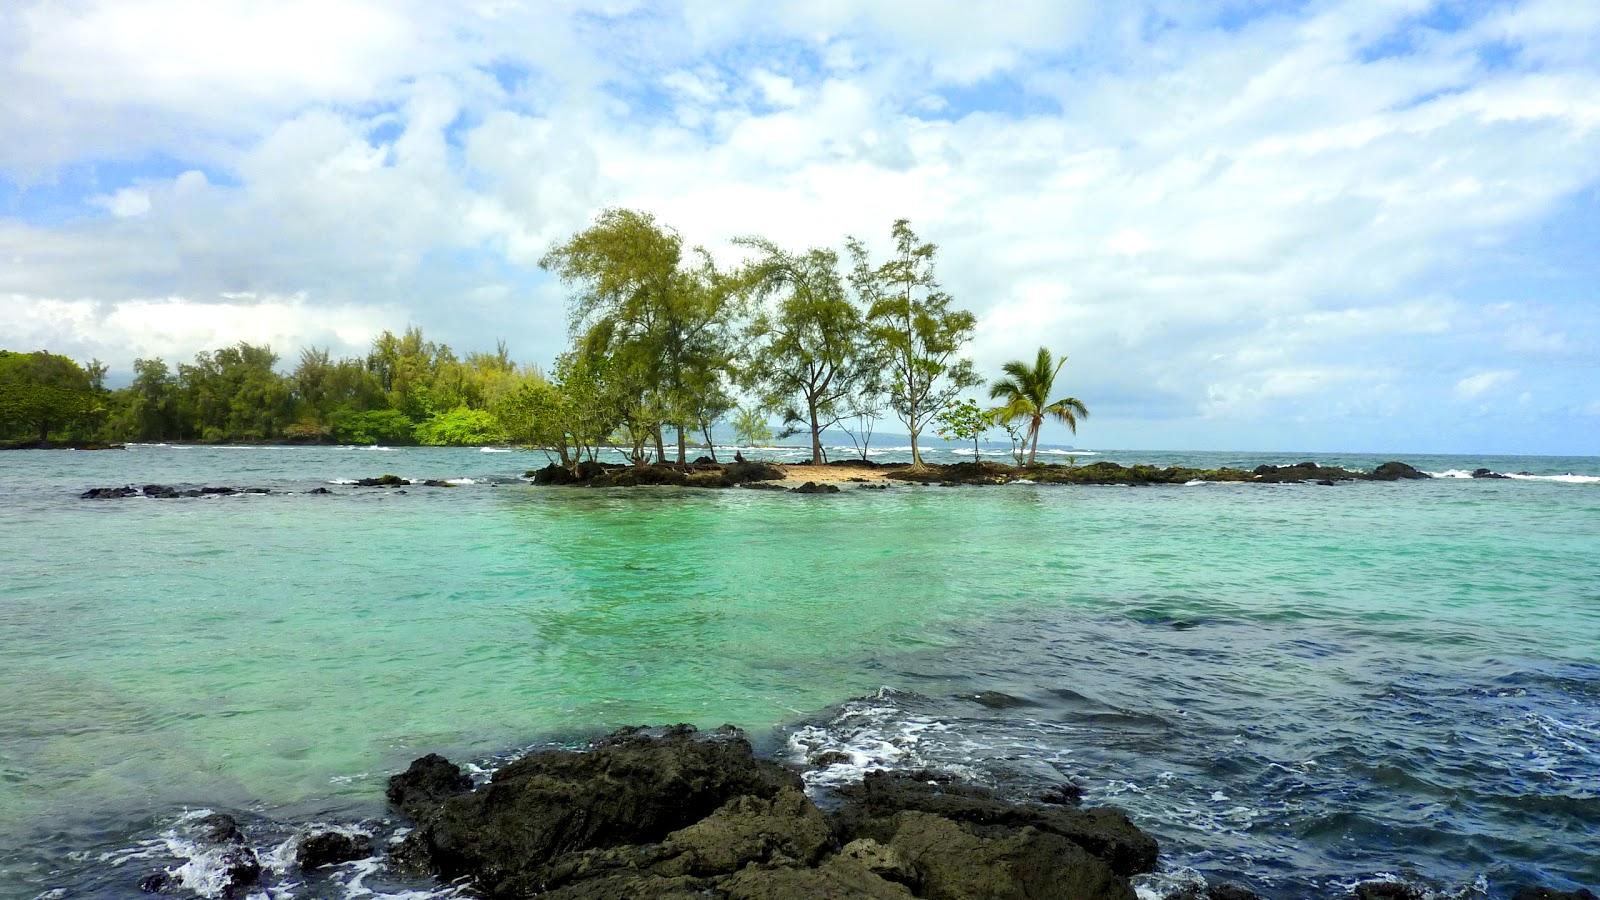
(297, 830, 375, 870)
(1372, 461, 1428, 480)
(387, 726, 1157, 900)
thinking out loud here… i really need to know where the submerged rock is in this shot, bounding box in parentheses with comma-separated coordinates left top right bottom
(388, 726, 1157, 899)
(1351, 882, 1425, 899)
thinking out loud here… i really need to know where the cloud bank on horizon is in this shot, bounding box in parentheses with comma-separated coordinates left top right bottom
(1, 0, 1597, 454)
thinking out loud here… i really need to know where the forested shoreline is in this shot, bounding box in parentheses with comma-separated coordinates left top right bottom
(2, 212, 1086, 467)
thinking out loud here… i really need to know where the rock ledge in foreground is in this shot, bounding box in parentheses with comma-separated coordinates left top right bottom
(388, 724, 1157, 899)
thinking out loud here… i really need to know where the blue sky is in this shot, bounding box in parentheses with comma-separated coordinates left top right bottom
(1, 0, 1597, 454)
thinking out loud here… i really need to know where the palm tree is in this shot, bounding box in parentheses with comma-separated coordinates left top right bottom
(987, 347, 1088, 466)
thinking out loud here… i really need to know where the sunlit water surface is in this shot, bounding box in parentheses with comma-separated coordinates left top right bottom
(1, 445, 1596, 898)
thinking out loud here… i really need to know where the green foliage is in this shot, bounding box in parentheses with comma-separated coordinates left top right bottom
(848, 219, 979, 466)
(987, 346, 1088, 466)
(736, 236, 866, 464)
(934, 398, 991, 459)
(331, 408, 417, 445)
(541, 208, 737, 464)
(731, 406, 772, 447)
(414, 406, 506, 446)
(0, 350, 96, 443)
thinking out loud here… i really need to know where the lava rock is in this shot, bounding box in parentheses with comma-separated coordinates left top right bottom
(388, 726, 1158, 900)
(356, 474, 409, 487)
(390, 725, 800, 896)
(81, 486, 138, 499)
(195, 813, 245, 844)
(297, 830, 375, 870)
(1038, 782, 1085, 806)
(217, 846, 262, 897)
(832, 770, 1158, 878)
(1371, 461, 1428, 480)
(137, 872, 169, 893)
(386, 753, 473, 816)
(308, 487, 332, 494)
(1470, 468, 1507, 479)
(790, 481, 840, 494)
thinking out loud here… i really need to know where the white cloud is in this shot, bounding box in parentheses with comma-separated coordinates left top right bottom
(1454, 370, 1517, 400)
(1, 0, 1598, 449)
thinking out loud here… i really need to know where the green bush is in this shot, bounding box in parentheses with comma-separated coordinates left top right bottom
(331, 408, 416, 445)
(414, 406, 506, 446)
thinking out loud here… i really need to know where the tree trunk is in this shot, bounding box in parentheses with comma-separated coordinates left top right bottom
(37, 419, 49, 444)
(676, 426, 686, 465)
(808, 399, 823, 466)
(653, 426, 666, 464)
(1027, 416, 1041, 466)
(702, 424, 717, 462)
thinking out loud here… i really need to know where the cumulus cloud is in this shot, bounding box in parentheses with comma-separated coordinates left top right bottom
(1, 0, 1598, 452)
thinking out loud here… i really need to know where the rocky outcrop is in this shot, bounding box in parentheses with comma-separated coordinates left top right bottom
(790, 481, 841, 494)
(1471, 468, 1508, 479)
(1371, 461, 1428, 480)
(80, 484, 273, 499)
(81, 485, 138, 499)
(526, 461, 785, 490)
(355, 474, 409, 487)
(388, 726, 1157, 899)
(886, 459, 1447, 486)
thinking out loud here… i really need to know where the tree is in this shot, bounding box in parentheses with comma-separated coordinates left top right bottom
(541, 209, 735, 465)
(121, 357, 180, 441)
(737, 237, 866, 465)
(731, 406, 771, 448)
(848, 219, 978, 467)
(414, 407, 506, 446)
(987, 346, 1088, 466)
(0, 350, 95, 443)
(331, 409, 417, 445)
(934, 398, 991, 461)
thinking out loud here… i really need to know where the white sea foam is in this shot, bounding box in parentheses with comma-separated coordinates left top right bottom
(1428, 469, 1598, 483)
(443, 478, 476, 486)
(785, 688, 978, 794)
(479, 447, 512, 453)
(1505, 472, 1600, 484)
(327, 478, 358, 485)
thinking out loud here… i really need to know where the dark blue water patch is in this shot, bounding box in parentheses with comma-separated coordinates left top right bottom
(776, 609, 1600, 899)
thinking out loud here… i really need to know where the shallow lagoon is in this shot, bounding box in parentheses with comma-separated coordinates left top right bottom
(1, 445, 1596, 897)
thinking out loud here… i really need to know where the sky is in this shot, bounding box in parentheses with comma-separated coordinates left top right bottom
(1, 0, 1597, 455)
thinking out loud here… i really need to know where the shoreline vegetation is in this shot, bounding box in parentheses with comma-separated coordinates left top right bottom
(4, 213, 1097, 472)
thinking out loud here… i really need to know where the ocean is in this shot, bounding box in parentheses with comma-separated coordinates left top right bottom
(1, 444, 1596, 898)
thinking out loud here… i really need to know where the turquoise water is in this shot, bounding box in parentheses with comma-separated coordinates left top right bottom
(1, 445, 1597, 898)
